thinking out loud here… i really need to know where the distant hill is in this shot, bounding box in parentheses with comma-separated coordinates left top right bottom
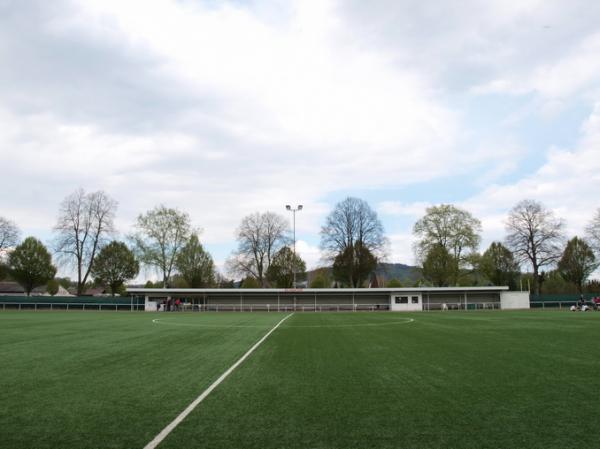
(374, 263, 421, 284)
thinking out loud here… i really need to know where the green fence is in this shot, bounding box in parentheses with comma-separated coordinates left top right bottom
(0, 295, 145, 311)
(530, 293, 600, 309)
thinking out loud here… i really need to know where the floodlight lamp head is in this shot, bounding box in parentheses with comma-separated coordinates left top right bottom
(298, 205, 303, 210)
(286, 205, 291, 210)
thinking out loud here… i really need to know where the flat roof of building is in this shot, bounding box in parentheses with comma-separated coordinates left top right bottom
(128, 286, 509, 295)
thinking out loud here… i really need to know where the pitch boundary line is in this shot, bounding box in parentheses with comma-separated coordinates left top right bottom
(142, 312, 294, 449)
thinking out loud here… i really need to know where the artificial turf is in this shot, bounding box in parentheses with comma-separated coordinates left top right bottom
(0, 312, 286, 449)
(1, 311, 599, 449)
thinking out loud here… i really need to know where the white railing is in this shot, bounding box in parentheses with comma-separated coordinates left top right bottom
(162, 303, 391, 312)
(422, 302, 501, 311)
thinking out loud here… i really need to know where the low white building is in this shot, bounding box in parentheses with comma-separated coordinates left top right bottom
(127, 286, 530, 312)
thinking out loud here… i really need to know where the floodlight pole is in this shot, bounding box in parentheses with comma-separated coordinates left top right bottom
(285, 204, 303, 288)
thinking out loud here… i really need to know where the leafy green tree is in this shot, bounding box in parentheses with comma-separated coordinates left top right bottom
(266, 246, 306, 288)
(55, 277, 72, 290)
(241, 277, 260, 288)
(115, 284, 128, 297)
(169, 274, 191, 288)
(0, 262, 8, 281)
(421, 243, 455, 287)
(175, 234, 215, 288)
(386, 278, 403, 288)
(91, 241, 139, 296)
(557, 237, 598, 293)
(480, 242, 520, 289)
(9, 237, 57, 296)
(310, 275, 328, 288)
(309, 267, 331, 288)
(46, 279, 60, 296)
(536, 270, 575, 294)
(321, 197, 386, 287)
(332, 241, 377, 287)
(130, 205, 191, 287)
(505, 199, 564, 295)
(413, 204, 481, 285)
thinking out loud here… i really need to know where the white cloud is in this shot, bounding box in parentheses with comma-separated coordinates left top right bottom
(1, 0, 471, 255)
(295, 239, 322, 270)
(386, 232, 417, 266)
(2, 0, 600, 276)
(464, 103, 600, 246)
(377, 201, 429, 218)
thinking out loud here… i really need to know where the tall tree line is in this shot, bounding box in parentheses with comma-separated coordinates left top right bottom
(3, 192, 600, 293)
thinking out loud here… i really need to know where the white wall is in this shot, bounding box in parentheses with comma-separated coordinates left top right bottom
(390, 293, 422, 311)
(144, 296, 158, 312)
(500, 292, 530, 309)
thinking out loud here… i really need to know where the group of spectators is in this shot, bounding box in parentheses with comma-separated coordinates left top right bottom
(569, 296, 600, 312)
(157, 298, 183, 312)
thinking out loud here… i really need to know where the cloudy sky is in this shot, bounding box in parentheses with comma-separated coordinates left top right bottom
(2, 0, 600, 278)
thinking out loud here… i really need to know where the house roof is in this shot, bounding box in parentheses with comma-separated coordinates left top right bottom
(0, 282, 74, 296)
(68, 287, 106, 296)
(0, 281, 25, 294)
(128, 286, 509, 295)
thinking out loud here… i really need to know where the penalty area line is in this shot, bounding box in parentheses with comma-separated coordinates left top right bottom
(142, 312, 294, 449)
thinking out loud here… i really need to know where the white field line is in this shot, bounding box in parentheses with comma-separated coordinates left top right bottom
(142, 313, 294, 449)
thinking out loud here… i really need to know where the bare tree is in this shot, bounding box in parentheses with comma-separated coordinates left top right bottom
(130, 205, 191, 287)
(320, 197, 386, 287)
(0, 216, 20, 251)
(226, 212, 289, 286)
(585, 208, 600, 255)
(505, 199, 565, 295)
(54, 189, 117, 295)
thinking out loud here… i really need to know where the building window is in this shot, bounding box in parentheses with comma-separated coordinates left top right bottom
(411, 296, 419, 304)
(395, 296, 409, 304)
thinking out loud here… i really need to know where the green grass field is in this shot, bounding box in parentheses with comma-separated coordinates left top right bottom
(1, 311, 599, 449)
